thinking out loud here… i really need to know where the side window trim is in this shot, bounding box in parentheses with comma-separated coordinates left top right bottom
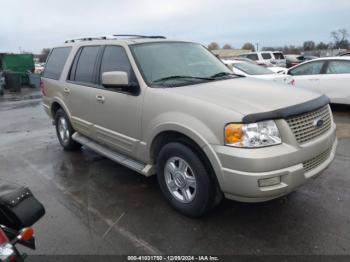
(66, 45, 103, 87)
(68, 47, 83, 81)
(320, 60, 329, 74)
(96, 45, 140, 95)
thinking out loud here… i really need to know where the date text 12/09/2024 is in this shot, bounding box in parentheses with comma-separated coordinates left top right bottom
(127, 256, 220, 261)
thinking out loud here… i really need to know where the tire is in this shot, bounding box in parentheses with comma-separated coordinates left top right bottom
(157, 142, 217, 217)
(54, 108, 81, 151)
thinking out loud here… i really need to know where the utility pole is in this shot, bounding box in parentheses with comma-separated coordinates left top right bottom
(256, 43, 259, 52)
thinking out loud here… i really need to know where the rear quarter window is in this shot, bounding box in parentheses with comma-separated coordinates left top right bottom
(43, 47, 71, 80)
(273, 52, 285, 59)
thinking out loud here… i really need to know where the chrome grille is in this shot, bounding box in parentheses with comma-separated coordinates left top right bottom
(286, 105, 331, 144)
(303, 147, 332, 172)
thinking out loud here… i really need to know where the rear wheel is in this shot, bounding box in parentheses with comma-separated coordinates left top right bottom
(54, 109, 81, 151)
(157, 142, 217, 217)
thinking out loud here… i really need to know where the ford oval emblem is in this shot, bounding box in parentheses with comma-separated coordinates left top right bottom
(313, 118, 324, 128)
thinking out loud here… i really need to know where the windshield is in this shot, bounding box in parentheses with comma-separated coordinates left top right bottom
(131, 42, 233, 86)
(233, 62, 274, 75)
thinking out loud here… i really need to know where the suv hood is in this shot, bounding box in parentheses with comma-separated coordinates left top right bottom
(164, 77, 321, 117)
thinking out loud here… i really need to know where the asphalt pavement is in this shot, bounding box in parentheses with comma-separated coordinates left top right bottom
(0, 96, 349, 256)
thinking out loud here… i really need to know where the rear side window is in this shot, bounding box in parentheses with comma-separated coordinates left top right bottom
(273, 52, 285, 59)
(43, 47, 71, 80)
(246, 54, 258, 61)
(100, 46, 136, 83)
(290, 61, 324, 76)
(72, 46, 100, 84)
(326, 60, 350, 74)
(261, 53, 272, 59)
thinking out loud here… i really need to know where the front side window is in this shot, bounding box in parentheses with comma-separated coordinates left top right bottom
(326, 60, 350, 74)
(73, 46, 100, 84)
(131, 42, 233, 86)
(290, 61, 324, 76)
(261, 53, 272, 59)
(100, 46, 136, 84)
(43, 47, 71, 80)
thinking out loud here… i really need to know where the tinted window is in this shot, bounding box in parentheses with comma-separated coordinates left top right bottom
(100, 46, 136, 83)
(261, 53, 272, 59)
(273, 52, 285, 59)
(326, 60, 350, 74)
(43, 47, 71, 80)
(290, 61, 324, 76)
(74, 46, 100, 83)
(246, 54, 258, 61)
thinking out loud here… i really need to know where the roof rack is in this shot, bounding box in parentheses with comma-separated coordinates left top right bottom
(112, 34, 166, 39)
(64, 37, 108, 43)
(65, 35, 166, 43)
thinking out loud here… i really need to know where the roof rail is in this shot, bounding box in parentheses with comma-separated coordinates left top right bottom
(64, 35, 166, 43)
(112, 34, 166, 39)
(64, 36, 109, 43)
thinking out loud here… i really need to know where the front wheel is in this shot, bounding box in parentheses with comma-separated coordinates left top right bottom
(157, 142, 217, 217)
(54, 109, 81, 151)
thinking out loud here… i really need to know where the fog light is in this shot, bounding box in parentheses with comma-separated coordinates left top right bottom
(258, 176, 281, 187)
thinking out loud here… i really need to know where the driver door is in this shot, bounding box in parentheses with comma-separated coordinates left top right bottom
(91, 45, 143, 157)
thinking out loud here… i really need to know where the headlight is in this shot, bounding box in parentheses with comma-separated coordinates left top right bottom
(225, 120, 281, 148)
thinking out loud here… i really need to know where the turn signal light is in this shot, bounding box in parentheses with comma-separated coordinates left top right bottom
(225, 124, 243, 144)
(19, 228, 34, 241)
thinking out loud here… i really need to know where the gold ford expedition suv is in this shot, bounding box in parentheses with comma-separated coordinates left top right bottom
(42, 35, 337, 217)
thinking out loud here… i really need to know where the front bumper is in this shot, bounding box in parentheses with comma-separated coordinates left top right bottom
(209, 124, 337, 202)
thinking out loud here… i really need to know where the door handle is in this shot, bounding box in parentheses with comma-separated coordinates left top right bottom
(96, 95, 105, 103)
(63, 87, 70, 94)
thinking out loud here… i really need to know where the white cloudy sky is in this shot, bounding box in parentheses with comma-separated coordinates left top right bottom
(1, 0, 349, 53)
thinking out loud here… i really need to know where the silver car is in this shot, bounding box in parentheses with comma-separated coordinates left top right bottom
(42, 36, 337, 217)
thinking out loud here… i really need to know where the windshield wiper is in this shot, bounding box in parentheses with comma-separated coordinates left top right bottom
(152, 75, 214, 84)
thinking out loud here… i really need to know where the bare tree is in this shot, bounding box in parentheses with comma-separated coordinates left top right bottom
(39, 48, 51, 63)
(331, 28, 349, 49)
(241, 42, 255, 51)
(222, 44, 233, 49)
(208, 42, 220, 50)
(303, 41, 316, 51)
(316, 42, 329, 50)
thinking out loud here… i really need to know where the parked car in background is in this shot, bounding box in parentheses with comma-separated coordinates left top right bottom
(34, 63, 45, 74)
(287, 57, 350, 105)
(285, 55, 318, 68)
(239, 51, 286, 67)
(285, 54, 304, 68)
(223, 59, 293, 85)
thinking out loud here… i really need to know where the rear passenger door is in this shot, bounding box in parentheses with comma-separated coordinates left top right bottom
(91, 45, 143, 157)
(319, 60, 350, 104)
(65, 45, 102, 137)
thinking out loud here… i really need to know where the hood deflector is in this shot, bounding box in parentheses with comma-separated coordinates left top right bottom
(242, 95, 330, 123)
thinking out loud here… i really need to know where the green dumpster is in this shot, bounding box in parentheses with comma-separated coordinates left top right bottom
(0, 53, 35, 86)
(5, 72, 22, 93)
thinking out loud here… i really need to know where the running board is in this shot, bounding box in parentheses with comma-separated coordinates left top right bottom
(72, 132, 155, 177)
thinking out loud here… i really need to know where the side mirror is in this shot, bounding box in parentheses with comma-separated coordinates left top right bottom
(102, 71, 129, 87)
